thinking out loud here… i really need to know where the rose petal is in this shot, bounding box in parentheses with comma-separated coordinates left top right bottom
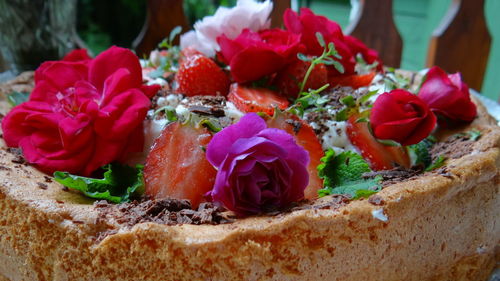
(206, 113, 267, 167)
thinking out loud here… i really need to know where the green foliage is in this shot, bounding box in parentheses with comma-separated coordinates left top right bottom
(54, 163, 144, 203)
(290, 84, 329, 117)
(408, 137, 436, 168)
(425, 155, 446, 172)
(297, 32, 344, 94)
(318, 150, 382, 199)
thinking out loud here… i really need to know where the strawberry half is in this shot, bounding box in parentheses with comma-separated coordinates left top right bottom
(176, 54, 230, 96)
(144, 122, 217, 207)
(266, 113, 324, 199)
(274, 60, 328, 99)
(328, 72, 376, 89)
(228, 83, 289, 116)
(346, 115, 410, 171)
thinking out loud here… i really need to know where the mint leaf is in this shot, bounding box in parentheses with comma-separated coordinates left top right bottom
(54, 163, 145, 203)
(453, 130, 481, 141)
(7, 91, 29, 107)
(408, 137, 436, 168)
(318, 150, 382, 199)
(425, 155, 446, 172)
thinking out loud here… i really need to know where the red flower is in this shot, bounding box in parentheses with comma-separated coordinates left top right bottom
(62, 49, 92, 63)
(344, 35, 383, 71)
(217, 28, 304, 83)
(284, 8, 343, 56)
(418, 66, 477, 126)
(1, 46, 160, 176)
(370, 89, 437, 146)
(283, 8, 383, 76)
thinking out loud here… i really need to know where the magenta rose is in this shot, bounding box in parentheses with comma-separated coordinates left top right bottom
(370, 89, 437, 146)
(217, 28, 304, 83)
(418, 66, 477, 126)
(206, 113, 309, 215)
(1, 46, 160, 176)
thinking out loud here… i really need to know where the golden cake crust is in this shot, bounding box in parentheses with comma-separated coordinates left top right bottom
(0, 74, 499, 281)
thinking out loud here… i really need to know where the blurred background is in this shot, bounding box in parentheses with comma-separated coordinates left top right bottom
(0, 0, 499, 99)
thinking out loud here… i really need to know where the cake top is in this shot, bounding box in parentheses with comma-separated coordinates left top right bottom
(0, 0, 479, 219)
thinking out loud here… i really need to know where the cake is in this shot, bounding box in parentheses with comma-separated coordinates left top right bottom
(0, 1, 499, 280)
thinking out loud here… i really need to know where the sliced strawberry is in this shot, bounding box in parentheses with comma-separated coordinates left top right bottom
(328, 72, 376, 89)
(266, 113, 324, 199)
(144, 122, 217, 207)
(228, 83, 289, 116)
(346, 115, 410, 170)
(176, 54, 230, 96)
(274, 60, 328, 99)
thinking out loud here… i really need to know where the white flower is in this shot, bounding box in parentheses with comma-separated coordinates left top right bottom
(180, 0, 273, 57)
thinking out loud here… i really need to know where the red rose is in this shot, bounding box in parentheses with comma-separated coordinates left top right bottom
(62, 49, 92, 63)
(217, 28, 304, 83)
(1, 46, 159, 176)
(284, 8, 343, 56)
(283, 8, 382, 76)
(418, 66, 477, 126)
(344, 35, 383, 72)
(370, 89, 437, 146)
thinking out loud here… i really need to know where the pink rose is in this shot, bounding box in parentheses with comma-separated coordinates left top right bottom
(418, 66, 477, 126)
(370, 89, 437, 146)
(217, 28, 304, 83)
(206, 113, 309, 215)
(2, 46, 159, 176)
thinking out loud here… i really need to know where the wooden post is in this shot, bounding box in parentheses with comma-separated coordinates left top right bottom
(426, 0, 491, 91)
(133, 0, 190, 57)
(270, 0, 291, 28)
(345, 0, 402, 68)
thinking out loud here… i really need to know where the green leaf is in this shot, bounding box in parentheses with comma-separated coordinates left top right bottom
(335, 107, 350, 122)
(318, 150, 382, 199)
(54, 163, 144, 203)
(154, 105, 178, 122)
(7, 91, 29, 107)
(468, 130, 481, 141)
(297, 53, 310, 62)
(169, 26, 183, 43)
(425, 155, 446, 171)
(408, 137, 436, 168)
(340, 95, 356, 107)
(315, 32, 326, 47)
(199, 118, 222, 132)
(357, 90, 379, 105)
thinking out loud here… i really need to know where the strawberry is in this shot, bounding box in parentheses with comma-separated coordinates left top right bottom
(179, 47, 203, 64)
(228, 83, 289, 116)
(274, 60, 328, 99)
(144, 122, 217, 207)
(266, 113, 324, 199)
(346, 115, 410, 171)
(328, 72, 376, 89)
(175, 54, 230, 96)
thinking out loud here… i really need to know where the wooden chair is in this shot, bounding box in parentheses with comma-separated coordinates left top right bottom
(133, 0, 491, 91)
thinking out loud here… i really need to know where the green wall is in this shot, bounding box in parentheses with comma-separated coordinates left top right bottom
(308, 0, 500, 100)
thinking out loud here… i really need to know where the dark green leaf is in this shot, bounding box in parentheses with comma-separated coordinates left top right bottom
(408, 137, 436, 168)
(7, 91, 29, 107)
(318, 150, 382, 199)
(53, 163, 144, 203)
(154, 105, 178, 122)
